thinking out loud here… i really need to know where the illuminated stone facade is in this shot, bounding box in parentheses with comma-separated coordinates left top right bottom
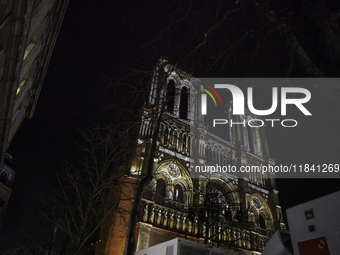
(102, 60, 285, 254)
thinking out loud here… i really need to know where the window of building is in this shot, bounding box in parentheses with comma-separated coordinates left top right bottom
(174, 184, 183, 203)
(259, 214, 266, 229)
(246, 116, 262, 156)
(171, 130, 177, 150)
(206, 182, 230, 218)
(187, 136, 190, 156)
(247, 125, 255, 153)
(164, 127, 169, 145)
(155, 179, 166, 204)
(205, 146, 211, 164)
(212, 150, 216, 165)
(179, 87, 188, 119)
(182, 134, 186, 153)
(206, 182, 229, 205)
(166, 80, 175, 113)
(224, 154, 228, 166)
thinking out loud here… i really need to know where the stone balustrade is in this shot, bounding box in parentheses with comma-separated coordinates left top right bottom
(140, 199, 270, 252)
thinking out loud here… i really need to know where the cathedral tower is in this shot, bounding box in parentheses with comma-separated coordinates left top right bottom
(102, 60, 285, 255)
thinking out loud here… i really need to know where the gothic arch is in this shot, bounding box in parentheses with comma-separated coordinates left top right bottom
(156, 170, 172, 186)
(205, 144, 211, 164)
(180, 79, 191, 90)
(166, 73, 190, 118)
(248, 206, 257, 226)
(172, 179, 186, 191)
(166, 72, 181, 88)
(205, 177, 239, 204)
(250, 193, 274, 230)
(244, 115, 263, 156)
(155, 178, 167, 204)
(163, 125, 169, 146)
(179, 86, 189, 119)
(166, 80, 176, 114)
(155, 159, 193, 192)
(173, 183, 184, 203)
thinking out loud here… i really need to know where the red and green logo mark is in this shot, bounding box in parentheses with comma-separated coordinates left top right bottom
(198, 82, 222, 115)
(198, 82, 223, 107)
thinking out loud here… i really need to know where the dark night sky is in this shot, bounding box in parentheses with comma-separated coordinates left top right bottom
(1, 0, 340, 247)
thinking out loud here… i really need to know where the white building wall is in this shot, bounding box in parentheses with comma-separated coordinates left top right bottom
(286, 191, 340, 255)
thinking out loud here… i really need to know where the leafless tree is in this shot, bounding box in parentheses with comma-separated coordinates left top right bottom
(123, 61, 177, 255)
(128, 0, 340, 78)
(106, 0, 340, 252)
(42, 126, 138, 255)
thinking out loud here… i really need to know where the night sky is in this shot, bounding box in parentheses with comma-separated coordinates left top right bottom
(1, 0, 340, 248)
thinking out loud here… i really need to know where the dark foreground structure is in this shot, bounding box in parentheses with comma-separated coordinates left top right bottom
(0, 0, 68, 226)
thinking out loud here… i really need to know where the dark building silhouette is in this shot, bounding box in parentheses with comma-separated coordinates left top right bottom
(0, 0, 68, 226)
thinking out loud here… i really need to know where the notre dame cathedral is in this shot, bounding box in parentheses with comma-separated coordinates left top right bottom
(100, 59, 286, 255)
